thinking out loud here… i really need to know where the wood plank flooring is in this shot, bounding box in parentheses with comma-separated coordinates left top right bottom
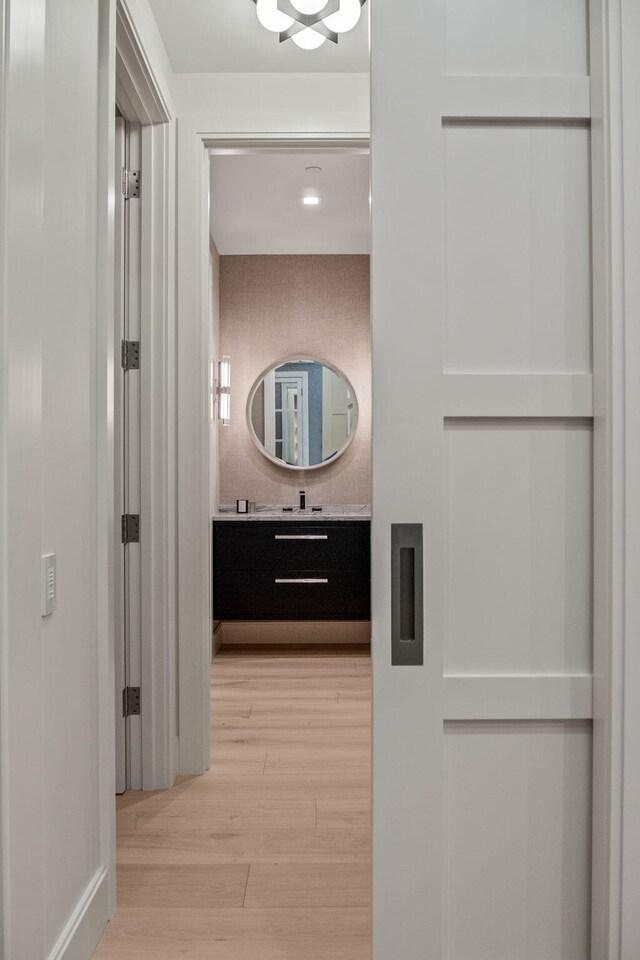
(93, 645, 372, 959)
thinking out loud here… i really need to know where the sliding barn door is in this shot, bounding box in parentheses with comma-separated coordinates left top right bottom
(371, 1, 594, 957)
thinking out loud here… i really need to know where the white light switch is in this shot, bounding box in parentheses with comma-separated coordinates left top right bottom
(41, 554, 57, 617)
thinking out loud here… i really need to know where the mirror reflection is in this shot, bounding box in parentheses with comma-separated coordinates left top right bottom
(248, 359, 358, 470)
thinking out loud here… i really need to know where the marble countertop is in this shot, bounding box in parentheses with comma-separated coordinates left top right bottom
(213, 504, 371, 521)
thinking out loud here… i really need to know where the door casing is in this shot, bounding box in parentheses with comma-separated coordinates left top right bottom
(113, 0, 178, 794)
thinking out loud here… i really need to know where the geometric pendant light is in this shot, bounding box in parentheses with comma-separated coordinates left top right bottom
(253, 0, 367, 50)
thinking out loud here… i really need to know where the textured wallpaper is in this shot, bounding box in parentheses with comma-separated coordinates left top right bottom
(216, 254, 371, 507)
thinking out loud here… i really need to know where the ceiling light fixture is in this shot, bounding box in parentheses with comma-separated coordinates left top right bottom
(253, 0, 367, 49)
(302, 195, 321, 205)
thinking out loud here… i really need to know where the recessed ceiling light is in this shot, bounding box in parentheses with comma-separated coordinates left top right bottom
(305, 165, 323, 175)
(302, 195, 321, 206)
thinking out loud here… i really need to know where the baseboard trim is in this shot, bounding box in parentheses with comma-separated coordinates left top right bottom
(46, 865, 109, 960)
(219, 620, 371, 646)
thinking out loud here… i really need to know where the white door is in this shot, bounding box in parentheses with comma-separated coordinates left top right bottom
(371, 2, 594, 957)
(274, 372, 309, 467)
(114, 114, 127, 794)
(322, 365, 350, 460)
(115, 116, 143, 792)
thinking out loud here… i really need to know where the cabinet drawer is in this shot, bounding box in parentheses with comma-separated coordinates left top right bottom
(213, 570, 371, 621)
(213, 521, 370, 573)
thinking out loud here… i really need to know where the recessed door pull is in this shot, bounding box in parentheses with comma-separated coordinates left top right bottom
(274, 534, 328, 540)
(275, 578, 329, 584)
(391, 523, 424, 666)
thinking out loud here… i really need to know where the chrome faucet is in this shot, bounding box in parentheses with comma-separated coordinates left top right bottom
(299, 490, 306, 510)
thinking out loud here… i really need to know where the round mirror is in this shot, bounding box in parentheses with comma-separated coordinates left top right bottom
(247, 358, 358, 470)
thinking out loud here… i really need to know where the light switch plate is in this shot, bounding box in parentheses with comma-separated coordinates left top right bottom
(41, 553, 57, 617)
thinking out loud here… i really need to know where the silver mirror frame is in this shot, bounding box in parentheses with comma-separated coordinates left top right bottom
(246, 355, 359, 471)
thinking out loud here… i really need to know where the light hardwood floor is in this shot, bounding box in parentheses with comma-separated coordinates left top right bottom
(93, 644, 372, 959)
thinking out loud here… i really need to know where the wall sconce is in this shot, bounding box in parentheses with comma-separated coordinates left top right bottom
(217, 356, 231, 425)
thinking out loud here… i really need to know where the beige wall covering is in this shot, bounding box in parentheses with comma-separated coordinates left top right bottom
(217, 255, 371, 506)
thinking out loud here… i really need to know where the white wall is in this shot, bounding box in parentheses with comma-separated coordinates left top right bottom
(174, 72, 369, 133)
(0, 1, 114, 958)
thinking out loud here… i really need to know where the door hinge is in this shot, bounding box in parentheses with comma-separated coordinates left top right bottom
(121, 513, 140, 544)
(121, 167, 141, 200)
(121, 339, 140, 370)
(123, 686, 141, 718)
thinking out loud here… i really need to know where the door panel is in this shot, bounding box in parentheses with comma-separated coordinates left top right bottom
(444, 721, 592, 960)
(444, 0, 589, 77)
(444, 418, 592, 675)
(371, 0, 593, 956)
(444, 123, 591, 373)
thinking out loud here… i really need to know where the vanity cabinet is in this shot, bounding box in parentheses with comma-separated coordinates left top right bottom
(212, 520, 371, 621)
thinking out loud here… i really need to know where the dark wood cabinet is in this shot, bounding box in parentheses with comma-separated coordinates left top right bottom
(212, 520, 371, 621)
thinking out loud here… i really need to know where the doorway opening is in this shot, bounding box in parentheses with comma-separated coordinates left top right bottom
(209, 144, 373, 946)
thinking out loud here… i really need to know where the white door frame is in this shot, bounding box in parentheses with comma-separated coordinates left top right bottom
(169, 4, 640, 952)
(176, 132, 368, 774)
(617, 6, 640, 950)
(0, 0, 8, 942)
(114, 0, 177, 791)
(114, 113, 127, 794)
(590, 0, 640, 953)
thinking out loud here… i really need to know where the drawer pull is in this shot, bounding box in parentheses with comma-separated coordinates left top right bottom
(274, 535, 328, 540)
(275, 578, 329, 584)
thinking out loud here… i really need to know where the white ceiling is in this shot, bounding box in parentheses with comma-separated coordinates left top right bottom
(209, 151, 370, 255)
(147, 0, 370, 73)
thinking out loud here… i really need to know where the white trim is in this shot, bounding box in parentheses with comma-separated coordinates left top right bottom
(443, 676, 593, 721)
(619, 0, 640, 950)
(115, 0, 172, 125)
(0, 0, 8, 948)
(177, 129, 368, 774)
(443, 373, 593, 418)
(44, 868, 109, 960)
(113, 114, 126, 795)
(115, 6, 176, 791)
(124, 119, 143, 791)
(590, 0, 626, 955)
(96, 0, 118, 919)
(176, 122, 213, 773)
(140, 119, 177, 790)
(441, 75, 591, 120)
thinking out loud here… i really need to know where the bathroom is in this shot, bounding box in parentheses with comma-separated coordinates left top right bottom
(202, 147, 373, 914)
(209, 147, 372, 653)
